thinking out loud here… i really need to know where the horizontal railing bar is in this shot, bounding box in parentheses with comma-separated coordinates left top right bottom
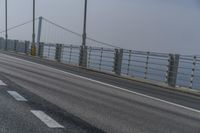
(88, 62, 114, 68)
(126, 69, 146, 74)
(88, 65, 113, 71)
(126, 59, 146, 64)
(62, 51, 80, 54)
(177, 73, 191, 77)
(177, 66, 193, 70)
(122, 64, 146, 69)
(90, 55, 114, 60)
(146, 72, 166, 77)
(63, 46, 80, 49)
(147, 62, 168, 66)
(87, 47, 115, 51)
(179, 60, 194, 64)
(123, 50, 170, 57)
(177, 78, 190, 82)
(122, 57, 169, 62)
(147, 67, 167, 72)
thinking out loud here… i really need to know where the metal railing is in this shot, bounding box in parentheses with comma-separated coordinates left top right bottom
(121, 50, 170, 83)
(61, 44, 81, 65)
(0, 37, 199, 90)
(177, 55, 200, 89)
(0, 37, 30, 54)
(87, 47, 115, 73)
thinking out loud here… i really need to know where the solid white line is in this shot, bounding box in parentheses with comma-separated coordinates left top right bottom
(0, 80, 6, 86)
(31, 110, 64, 128)
(2, 54, 200, 114)
(7, 91, 28, 101)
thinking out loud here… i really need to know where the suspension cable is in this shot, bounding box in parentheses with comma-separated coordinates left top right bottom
(0, 17, 39, 34)
(42, 17, 121, 48)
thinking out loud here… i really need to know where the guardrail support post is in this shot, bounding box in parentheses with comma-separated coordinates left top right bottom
(190, 56, 197, 89)
(24, 41, 30, 55)
(55, 44, 62, 62)
(5, 39, 9, 51)
(38, 42, 44, 57)
(79, 46, 88, 67)
(144, 52, 150, 79)
(167, 54, 179, 87)
(0, 38, 3, 49)
(114, 49, 123, 75)
(14, 40, 18, 52)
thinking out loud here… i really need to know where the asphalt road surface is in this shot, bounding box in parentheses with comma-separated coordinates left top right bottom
(0, 75, 104, 133)
(0, 52, 200, 133)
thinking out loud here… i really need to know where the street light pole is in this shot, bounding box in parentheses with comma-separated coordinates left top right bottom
(79, 0, 88, 67)
(5, 0, 8, 50)
(82, 0, 87, 46)
(31, 0, 36, 56)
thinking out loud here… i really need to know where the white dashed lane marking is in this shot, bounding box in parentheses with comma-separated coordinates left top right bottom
(31, 110, 64, 128)
(0, 80, 6, 86)
(7, 91, 28, 101)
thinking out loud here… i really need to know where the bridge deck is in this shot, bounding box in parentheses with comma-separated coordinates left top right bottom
(0, 52, 200, 133)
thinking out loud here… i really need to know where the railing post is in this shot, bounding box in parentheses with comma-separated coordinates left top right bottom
(0, 38, 3, 49)
(114, 49, 123, 75)
(79, 45, 88, 67)
(55, 44, 62, 62)
(190, 56, 197, 89)
(24, 41, 30, 54)
(127, 50, 132, 75)
(165, 54, 171, 84)
(99, 48, 103, 70)
(144, 52, 150, 79)
(69, 45, 73, 63)
(167, 54, 180, 87)
(5, 39, 9, 51)
(14, 40, 18, 52)
(38, 43, 44, 57)
(87, 47, 91, 68)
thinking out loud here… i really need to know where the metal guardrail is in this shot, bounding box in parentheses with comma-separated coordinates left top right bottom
(0, 37, 199, 90)
(177, 55, 200, 89)
(87, 47, 115, 73)
(61, 45, 80, 65)
(0, 38, 30, 54)
(121, 50, 170, 83)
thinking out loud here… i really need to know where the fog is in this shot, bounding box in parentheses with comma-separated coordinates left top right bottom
(0, 0, 200, 55)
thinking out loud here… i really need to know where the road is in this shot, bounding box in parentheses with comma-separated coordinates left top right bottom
(0, 52, 200, 133)
(0, 75, 104, 133)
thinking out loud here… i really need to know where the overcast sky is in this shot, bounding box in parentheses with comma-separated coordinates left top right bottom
(0, 0, 200, 55)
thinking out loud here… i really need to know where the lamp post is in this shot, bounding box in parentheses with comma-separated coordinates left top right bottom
(79, 0, 88, 67)
(31, 0, 36, 56)
(5, 0, 8, 50)
(82, 0, 87, 46)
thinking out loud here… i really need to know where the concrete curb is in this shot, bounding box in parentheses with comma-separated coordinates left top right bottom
(80, 67, 200, 97)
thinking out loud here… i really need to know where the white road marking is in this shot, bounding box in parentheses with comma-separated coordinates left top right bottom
(7, 91, 28, 101)
(0, 80, 6, 86)
(2, 54, 200, 114)
(31, 110, 64, 128)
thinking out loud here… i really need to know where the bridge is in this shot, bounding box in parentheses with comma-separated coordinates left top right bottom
(0, 17, 200, 133)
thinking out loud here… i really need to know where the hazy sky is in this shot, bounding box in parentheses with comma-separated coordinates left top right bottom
(0, 0, 200, 55)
